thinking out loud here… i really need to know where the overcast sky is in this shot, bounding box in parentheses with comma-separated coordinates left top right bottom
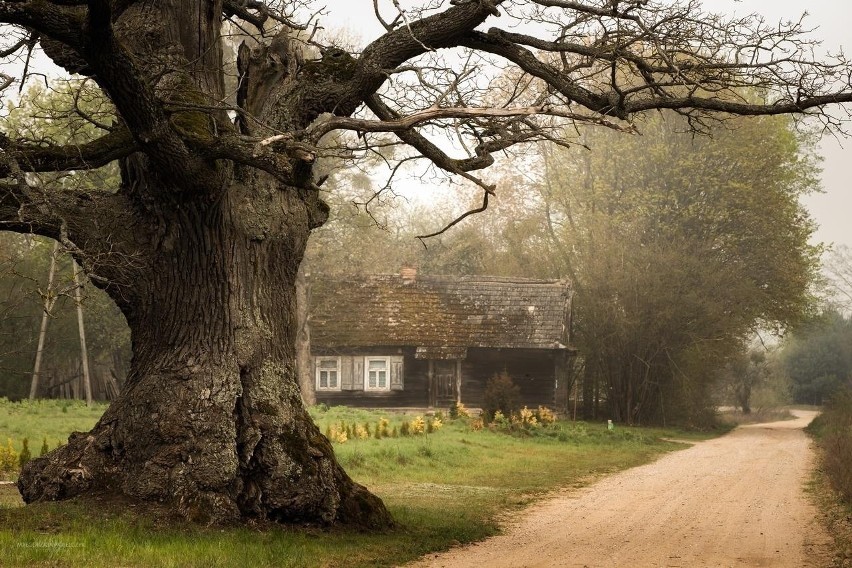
(2, 2, 848, 249)
(324, 1, 852, 250)
(714, 0, 852, 251)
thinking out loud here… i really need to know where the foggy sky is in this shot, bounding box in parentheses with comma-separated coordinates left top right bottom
(326, 1, 852, 250)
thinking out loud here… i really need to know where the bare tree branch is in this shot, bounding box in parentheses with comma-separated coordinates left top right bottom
(416, 188, 490, 242)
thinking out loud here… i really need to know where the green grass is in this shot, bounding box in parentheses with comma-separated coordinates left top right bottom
(0, 402, 726, 567)
(0, 398, 107, 453)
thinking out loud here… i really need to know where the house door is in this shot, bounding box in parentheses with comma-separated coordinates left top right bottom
(429, 360, 458, 408)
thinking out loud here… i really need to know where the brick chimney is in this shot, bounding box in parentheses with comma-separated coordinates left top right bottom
(400, 265, 417, 283)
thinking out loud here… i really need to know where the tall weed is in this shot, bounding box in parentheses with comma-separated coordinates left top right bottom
(808, 387, 852, 504)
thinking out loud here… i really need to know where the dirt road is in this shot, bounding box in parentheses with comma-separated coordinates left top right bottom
(407, 411, 831, 568)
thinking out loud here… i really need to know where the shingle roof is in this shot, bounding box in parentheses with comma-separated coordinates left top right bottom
(310, 274, 573, 352)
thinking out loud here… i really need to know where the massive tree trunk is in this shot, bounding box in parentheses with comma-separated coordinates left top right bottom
(18, 176, 388, 526)
(9, 0, 407, 527)
(7, 0, 498, 528)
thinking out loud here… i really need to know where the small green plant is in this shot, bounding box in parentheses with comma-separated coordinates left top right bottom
(39, 438, 49, 456)
(19, 438, 32, 470)
(449, 401, 471, 419)
(410, 416, 426, 435)
(0, 438, 19, 475)
(513, 406, 538, 429)
(355, 424, 369, 440)
(400, 421, 411, 437)
(536, 406, 557, 425)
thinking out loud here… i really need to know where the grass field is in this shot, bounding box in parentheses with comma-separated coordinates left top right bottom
(0, 400, 726, 567)
(0, 398, 108, 454)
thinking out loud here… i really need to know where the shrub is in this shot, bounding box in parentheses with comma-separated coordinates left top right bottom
(333, 428, 348, 444)
(812, 387, 852, 504)
(491, 410, 509, 429)
(39, 438, 49, 456)
(400, 421, 411, 437)
(355, 424, 369, 440)
(513, 406, 538, 428)
(431, 417, 443, 431)
(536, 406, 557, 425)
(0, 439, 18, 475)
(483, 371, 521, 423)
(19, 438, 32, 470)
(449, 401, 471, 419)
(410, 416, 426, 435)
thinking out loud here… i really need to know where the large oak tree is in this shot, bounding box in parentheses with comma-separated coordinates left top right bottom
(1, 0, 851, 526)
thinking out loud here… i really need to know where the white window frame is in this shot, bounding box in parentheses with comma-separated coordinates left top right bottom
(364, 357, 391, 391)
(315, 357, 342, 391)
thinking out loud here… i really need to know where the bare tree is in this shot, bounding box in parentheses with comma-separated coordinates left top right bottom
(1, 0, 851, 527)
(825, 245, 852, 311)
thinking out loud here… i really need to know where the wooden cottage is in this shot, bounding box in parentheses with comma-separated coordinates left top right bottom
(308, 269, 575, 410)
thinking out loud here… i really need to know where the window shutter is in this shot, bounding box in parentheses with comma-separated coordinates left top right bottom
(353, 358, 365, 390)
(340, 356, 354, 391)
(390, 356, 404, 391)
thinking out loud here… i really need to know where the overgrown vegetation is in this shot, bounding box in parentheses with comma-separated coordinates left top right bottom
(0, 402, 721, 567)
(782, 310, 852, 406)
(807, 388, 852, 567)
(807, 388, 852, 505)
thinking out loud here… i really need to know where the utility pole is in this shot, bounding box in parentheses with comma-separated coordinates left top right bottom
(72, 260, 93, 406)
(29, 241, 60, 400)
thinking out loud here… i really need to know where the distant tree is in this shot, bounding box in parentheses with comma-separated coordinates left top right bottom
(824, 245, 852, 312)
(555, 112, 820, 424)
(0, 82, 128, 401)
(0, 233, 129, 400)
(717, 348, 792, 415)
(781, 310, 852, 405)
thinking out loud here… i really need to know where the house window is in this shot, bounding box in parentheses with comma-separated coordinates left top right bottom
(365, 357, 390, 391)
(316, 357, 341, 391)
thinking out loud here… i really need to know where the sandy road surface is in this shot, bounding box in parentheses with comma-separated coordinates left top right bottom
(407, 411, 831, 568)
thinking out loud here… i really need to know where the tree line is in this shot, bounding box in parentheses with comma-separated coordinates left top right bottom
(2, 84, 849, 425)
